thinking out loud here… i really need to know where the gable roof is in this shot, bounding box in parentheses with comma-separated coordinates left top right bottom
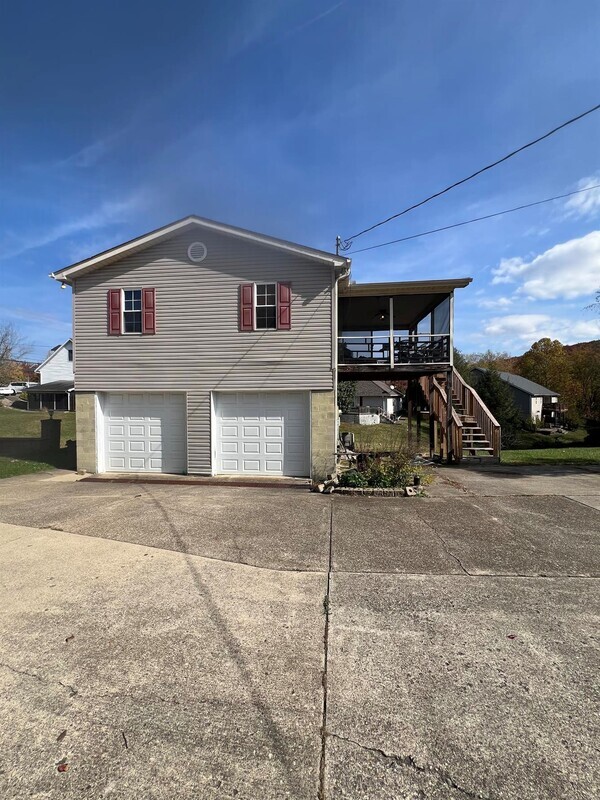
(35, 338, 72, 373)
(50, 215, 350, 282)
(473, 367, 559, 397)
(355, 380, 401, 397)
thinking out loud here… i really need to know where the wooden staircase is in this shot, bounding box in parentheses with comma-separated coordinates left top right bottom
(419, 368, 501, 464)
(450, 391, 496, 461)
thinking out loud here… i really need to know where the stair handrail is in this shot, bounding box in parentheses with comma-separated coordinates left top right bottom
(431, 376, 463, 462)
(452, 367, 501, 458)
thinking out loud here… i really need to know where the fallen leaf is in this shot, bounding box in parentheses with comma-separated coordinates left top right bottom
(56, 730, 67, 743)
(507, 634, 517, 640)
(57, 763, 69, 773)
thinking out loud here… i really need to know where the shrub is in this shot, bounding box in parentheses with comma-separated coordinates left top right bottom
(338, 381, 357, 413)
(339, 469, 369, 488)
(340, 454, 432, 489)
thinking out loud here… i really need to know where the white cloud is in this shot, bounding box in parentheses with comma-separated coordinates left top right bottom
(284, 1, 347, 37)
(0, 307, 71, 330)
(491, 230, 600, 299)
(478, 295, 513, 310)
(564, 174, 600, 218)
(484, 313, 600, 346)
(0, 195, 141, 261)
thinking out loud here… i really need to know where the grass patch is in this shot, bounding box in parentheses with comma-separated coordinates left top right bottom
(0, 456, 56, 479)
(340, 420, 411, 453)
(501, 447, 600, 465)
(511, 427, 589, 450)
(0, 407, 75, 445)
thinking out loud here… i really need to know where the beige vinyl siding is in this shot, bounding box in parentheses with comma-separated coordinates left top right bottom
(72, 228, 335, 474)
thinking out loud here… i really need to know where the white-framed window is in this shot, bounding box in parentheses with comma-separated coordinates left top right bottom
(255, 283, 277, 330)
(67, 348, 73, 362)
(123, 289, 142, 333)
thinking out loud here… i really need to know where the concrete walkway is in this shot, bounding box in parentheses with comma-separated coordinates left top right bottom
(0, 465, 598, 799)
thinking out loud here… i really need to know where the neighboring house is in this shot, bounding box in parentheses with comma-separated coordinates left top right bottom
(471, 367, 560, 423)
(27, 339, 75, 411)
(354, 380, 401, 415)
(51, 215, 477, 477)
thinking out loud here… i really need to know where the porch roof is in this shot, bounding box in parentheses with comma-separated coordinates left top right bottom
(338, 278, 472, 297)
(26, 381, 73, 394)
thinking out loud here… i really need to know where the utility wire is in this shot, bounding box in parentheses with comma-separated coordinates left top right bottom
(345, 183, 600, 254)
(341, 102, 600, 246)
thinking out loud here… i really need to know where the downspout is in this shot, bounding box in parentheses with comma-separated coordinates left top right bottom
(333, 259, 351, 465)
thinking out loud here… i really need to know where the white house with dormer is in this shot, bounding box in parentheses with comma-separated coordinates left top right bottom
(27, 339, 74, 411)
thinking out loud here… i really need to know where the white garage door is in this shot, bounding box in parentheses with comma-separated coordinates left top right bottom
(214, 392, 309, 477)
(103, 393, 186, 473)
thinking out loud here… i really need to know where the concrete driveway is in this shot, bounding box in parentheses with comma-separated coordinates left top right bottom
(0, 465, 598, 799)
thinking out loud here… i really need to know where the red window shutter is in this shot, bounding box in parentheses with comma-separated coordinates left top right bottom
(240, 283, 254, 331)
(107, 289, 121, 335)
(142, 288, 156, 334)
(277, 282, 291, 330)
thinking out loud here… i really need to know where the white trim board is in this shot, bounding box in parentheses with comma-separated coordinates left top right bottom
(51, 216, 350, 282)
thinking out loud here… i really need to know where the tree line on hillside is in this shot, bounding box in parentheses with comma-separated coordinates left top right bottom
(455, 337, 600, 446)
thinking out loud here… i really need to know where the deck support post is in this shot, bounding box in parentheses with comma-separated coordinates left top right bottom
(389, 297, 394, 368)
(428, 378, 435, 457)
(407, 380, 413, 446)
(445, 368, 454, 464)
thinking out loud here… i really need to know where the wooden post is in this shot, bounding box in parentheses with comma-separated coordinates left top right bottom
(428, 378, 435, 458)
(446, 368, 454, 463)
(407, 380, 413, 446)
(416, 396, 422, 448)
(389, 296, 394, 368)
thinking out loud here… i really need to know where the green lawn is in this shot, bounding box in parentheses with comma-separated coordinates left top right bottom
(511, 427, 590, 450)
(0, 407, 76, 478)
(340, 420, 413, 452)
(0, 456, 57, 479)
(501, 447, 600, 466)
(341, 418, 600, 466)
(0, 406, 75, 444)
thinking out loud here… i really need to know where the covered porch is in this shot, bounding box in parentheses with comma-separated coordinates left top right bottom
(337, 278, 471, 378)
(27, 381, 75, 412)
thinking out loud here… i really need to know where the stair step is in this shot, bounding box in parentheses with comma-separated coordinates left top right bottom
(463, 447, 494, 454)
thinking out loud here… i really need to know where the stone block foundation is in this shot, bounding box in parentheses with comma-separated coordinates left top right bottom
(311, 390, 337, 482)
(76, 393, 97, 473)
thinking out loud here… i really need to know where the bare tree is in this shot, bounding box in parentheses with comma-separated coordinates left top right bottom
(586, 289, 600, 315)
(0, 323, 29, 385)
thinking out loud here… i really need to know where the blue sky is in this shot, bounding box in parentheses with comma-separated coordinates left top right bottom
(1, 0, 599, 363)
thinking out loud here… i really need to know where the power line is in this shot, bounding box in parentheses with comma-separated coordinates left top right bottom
(341, 101, 600, 247)
(345, 183, 600, 254)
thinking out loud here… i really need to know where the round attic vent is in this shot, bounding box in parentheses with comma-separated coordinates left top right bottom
(187, 241, 207, 263)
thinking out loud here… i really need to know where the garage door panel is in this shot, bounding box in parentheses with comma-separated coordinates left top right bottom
(265, 442, 282, 454)
(103, 393, 186, 474)
(214, 392, 309, 477)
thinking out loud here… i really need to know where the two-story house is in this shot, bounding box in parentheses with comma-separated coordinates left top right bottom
(51, 215, 499, 478)
(51, 217, 349, 480)
(27, 338, 74, 411)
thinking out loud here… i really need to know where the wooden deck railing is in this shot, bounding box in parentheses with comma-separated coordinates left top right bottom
(419, 375, 464, 462)
(452, 368, 501, 459)
(338, 333, 450, 367)
(419, 368, 501, 462)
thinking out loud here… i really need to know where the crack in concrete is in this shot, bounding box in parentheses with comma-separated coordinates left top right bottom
(413, 510, 472, 576)
(0, 662, 78, 697)
(328, 732, 496, 800)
